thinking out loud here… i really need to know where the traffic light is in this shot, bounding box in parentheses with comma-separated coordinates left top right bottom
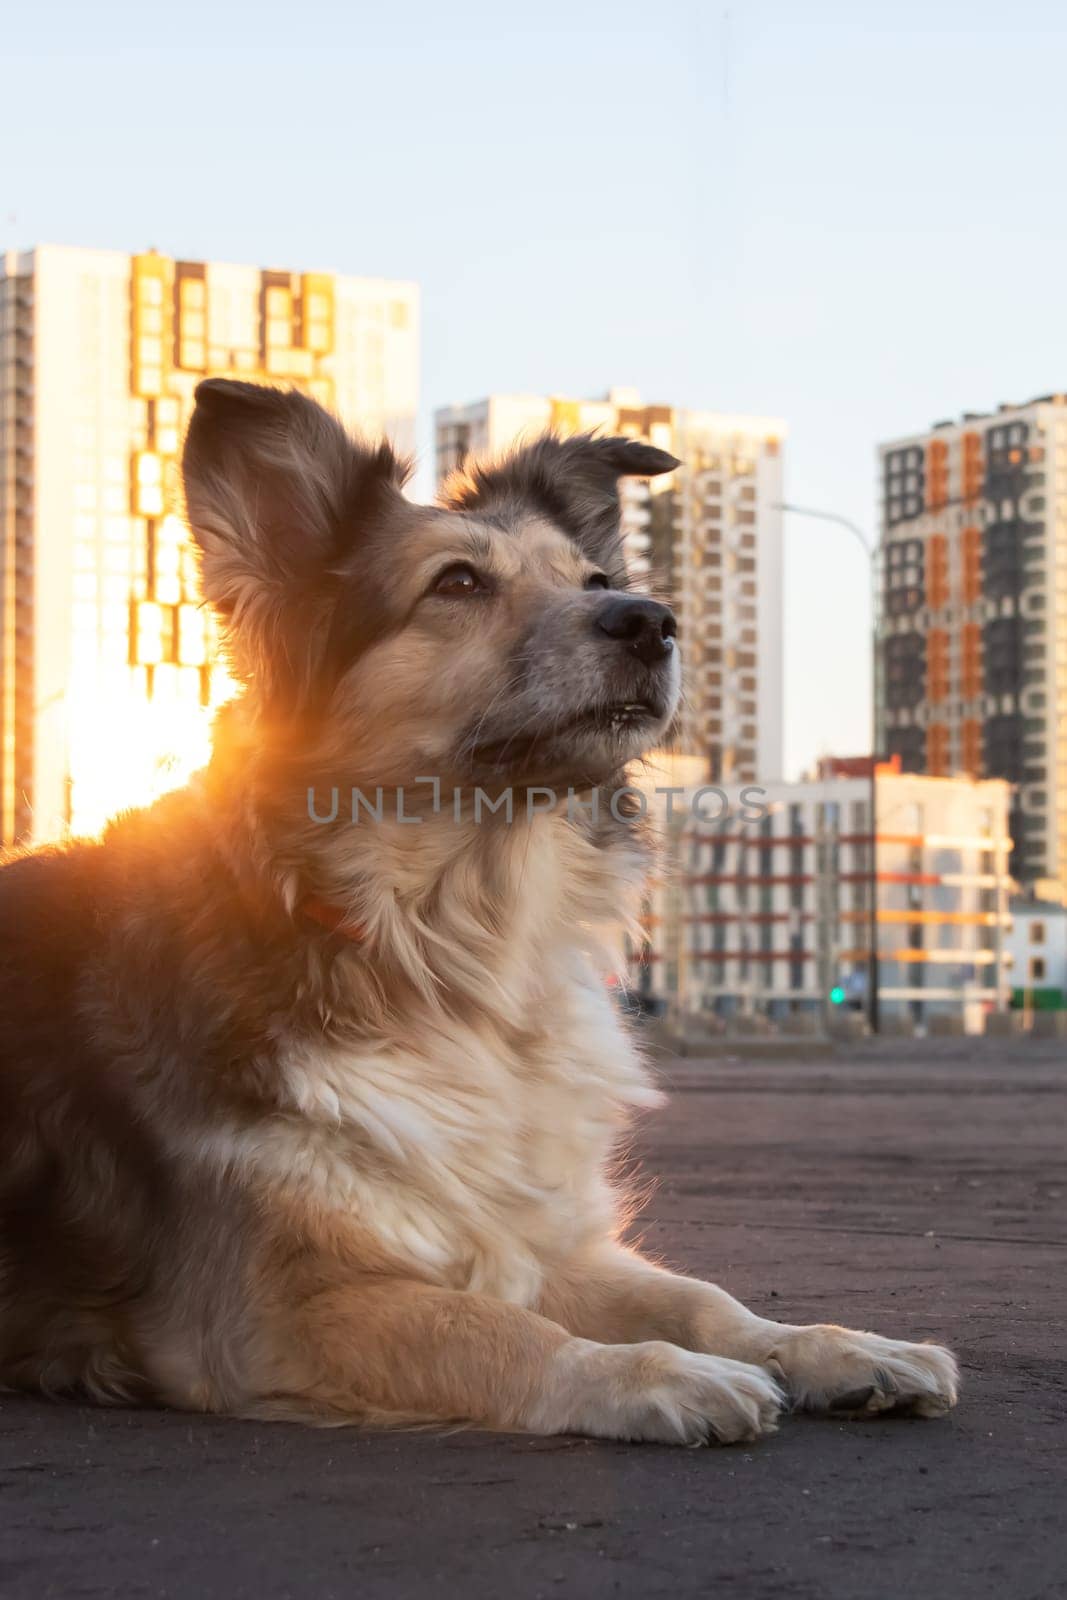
(829, 985, 846, 1006)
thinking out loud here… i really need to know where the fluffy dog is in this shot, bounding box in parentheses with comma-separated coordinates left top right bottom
(0, 380, 958, 1440)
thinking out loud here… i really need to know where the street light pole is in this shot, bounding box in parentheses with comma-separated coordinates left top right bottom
(776, 501, 880, 1035)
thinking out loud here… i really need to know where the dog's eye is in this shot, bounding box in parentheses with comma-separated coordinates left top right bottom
(432, 563, 490, 598)
(584, 572, 611, 591)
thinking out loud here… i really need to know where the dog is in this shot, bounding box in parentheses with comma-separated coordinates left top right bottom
(0, 379, 958, 1441)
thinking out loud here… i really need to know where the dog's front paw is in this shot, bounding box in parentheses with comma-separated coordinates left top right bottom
(543, 1340, 786, 1445)
(768, 1324, 959, 1418)
(631, 1345, 787, 1444)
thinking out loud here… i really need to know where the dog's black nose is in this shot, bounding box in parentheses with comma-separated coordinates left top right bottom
(594, 596, 677, 665)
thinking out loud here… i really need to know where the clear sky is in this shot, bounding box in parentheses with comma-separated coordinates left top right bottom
(7, 0, 1067, 777)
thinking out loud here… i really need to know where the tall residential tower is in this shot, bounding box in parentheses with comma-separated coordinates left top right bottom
(877, 395, 1067, 890)
(0, 245, 418, 843)
(435, 390, 786, 784)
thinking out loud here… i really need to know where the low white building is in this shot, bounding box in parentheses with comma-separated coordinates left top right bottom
(639, 760, 1013, 1034)
(1004, 894, 1067, 1010)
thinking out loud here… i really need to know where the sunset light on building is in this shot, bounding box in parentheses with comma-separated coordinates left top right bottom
(0, 245, 418, 844)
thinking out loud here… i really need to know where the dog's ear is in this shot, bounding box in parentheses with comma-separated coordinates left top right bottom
(440, 432, 679, 575)
(182, 379, 408, 702)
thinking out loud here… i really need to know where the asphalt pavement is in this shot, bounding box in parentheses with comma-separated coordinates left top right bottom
(2, 1042, 1064, 1599)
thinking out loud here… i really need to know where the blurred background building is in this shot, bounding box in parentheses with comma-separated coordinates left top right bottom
(4, 241, 1060, 1038)
(436, 390, 786, 784)
(0, 244, 418, 845)
(877, 395, 1067, 896)
(637, 760, 1012, 1036)
(1004, 889, 1067, 1013)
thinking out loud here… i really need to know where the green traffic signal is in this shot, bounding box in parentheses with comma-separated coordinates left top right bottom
(829, 985, 846, 1006)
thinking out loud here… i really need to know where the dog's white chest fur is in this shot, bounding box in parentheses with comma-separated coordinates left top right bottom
(249, 971, 659, 1306)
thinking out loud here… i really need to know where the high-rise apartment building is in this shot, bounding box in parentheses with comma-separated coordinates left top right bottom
(877, 395, 1067, 890)
(0, 245, 418, 844)
(435, 390, 786, 783)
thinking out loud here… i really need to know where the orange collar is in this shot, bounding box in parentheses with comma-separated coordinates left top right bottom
(301, 896, 366, 943)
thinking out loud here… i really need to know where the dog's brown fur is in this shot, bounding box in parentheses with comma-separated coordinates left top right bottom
(0, 381, 958, 1442)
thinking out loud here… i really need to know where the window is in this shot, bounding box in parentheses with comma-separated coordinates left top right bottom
(1029, 921, 1045, 945)
(1030, 957, 1046, 982)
